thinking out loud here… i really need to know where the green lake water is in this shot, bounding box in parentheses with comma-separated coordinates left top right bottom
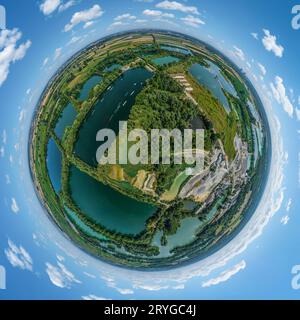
(189, 60, 237, 113)
(69, 165, 156, 235)
(75, 67, 152, 166)
(161, 45, 191, 55)
(104, 64, 121, 72)
(152, 56, 180, 66)
(70, 67, 156, 235)
(153, 217, 202, 257)
(79, 75, 102, 101)
(47, 138, 62, 193)
(54, 103, 77, 139)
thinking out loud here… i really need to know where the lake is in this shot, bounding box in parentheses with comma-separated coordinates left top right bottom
(79, 75, 102, 101)
(46, 138, 62, 193)
(152, 217, 202, 257)
(104, 64, 121, 72)
(189, 60, 237, 113)
(54, 103, 77, 139)
(161, 45, 191, 55)
(152, 56, 180, 66)
(69, 165, 156, 235)
(75, 67, 152, 166)
(70, 67, 156, 235)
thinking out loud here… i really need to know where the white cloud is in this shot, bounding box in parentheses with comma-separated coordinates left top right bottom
(2, 130, 7, 144)
(0, 28, 31, 87)
(5, 174, 11, 184)
(232, 45, 245, 61)
(64, 4, 103, 32)
(40, 0, 61, 15)
(42, 57, 49, 67)
(56, 254, 65, 262)
(58, 0, 76, 12)
(180, 15, 205, 27)
(281, 215, 290, 225)
(0, 147, 4, 158)
(143, 9, 174, 18)
(116, 288, 134, 295)
(11, 197, 19, 213)
(295, 108, 300, 121)
(67, 36, 80, 46)
(5, 239, 33, 271)
(46, 261, 81, 288)
(82, 295, 110, 300)
(286, 198, 292, 212)
(298, 96, 300, 105)
(262, 29, 284, 58)
(136, 19, 147, 24)
(53, 47, 62, 60)
(108, 21, 128, 29)
(251, 32, 258, 40)
(202, 260, 246, 287)
(270, 76, 294, 117)
(83, 271, 96, 279)
(156, 1, 199, 15)
(257, 62, 266, 76)
(83, 21, 95, 29)
(114, 13, 136, 21)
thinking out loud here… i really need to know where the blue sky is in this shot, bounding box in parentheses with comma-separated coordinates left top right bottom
(0, 0, 299, 300)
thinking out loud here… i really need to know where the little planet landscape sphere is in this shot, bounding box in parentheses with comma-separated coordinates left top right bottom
(29, 30, 271, 269)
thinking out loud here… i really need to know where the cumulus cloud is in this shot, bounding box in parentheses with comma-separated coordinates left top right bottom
(58, 0, 76, 12)
(143, 9, 174, 18)
(156, 1, 199, 15)
(108, 21, 128, 30)
(257, 62, 266, 76)
(53, 47, 62, 60)
(281, 215, 289, 225)
(82, 295, 110, 300)
(42, 57, 49, 67)
(286, 198, 292, 212)
(232, 45, 245, 61)
(64, 5, 103, 32)
(40, 0, 61, 15)
(262, 29, 284, 58)
(114, 13, 136, 21)
(115, 288, 134, 295)
(295, 108, 300, 121)
(40, 0, 75, 15)
(5, 174, 11, 185)
(46, 261, 81, 288)
(251, 32, 258, 40)
(5, 239, 33, 271)
(67, 36, 80, 46)
(83, 21, 95, 29)
(2, 130, 7, 144)
(11, 197, 19, 213)
(270, 76, 294, 117)
(202, 260, 246, 287)
(0, 28, 31, 87)
(83, 271, 96, 279)
(180, 15, 205, 27)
